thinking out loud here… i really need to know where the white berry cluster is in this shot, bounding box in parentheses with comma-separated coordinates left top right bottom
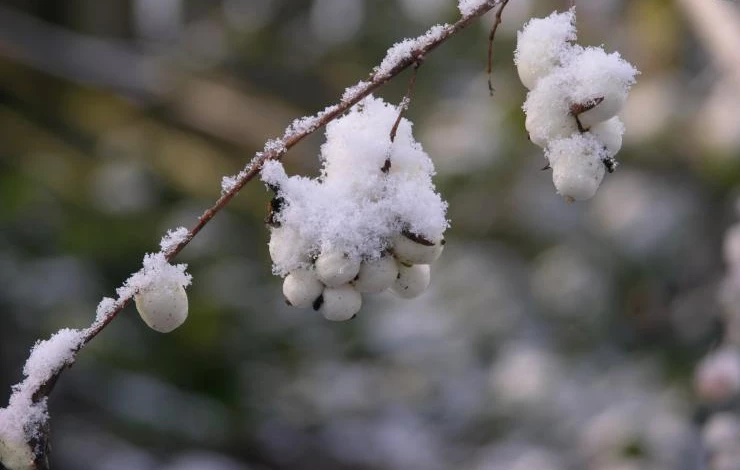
(515, 9, 638, 201)
(261, 96, 448, 321)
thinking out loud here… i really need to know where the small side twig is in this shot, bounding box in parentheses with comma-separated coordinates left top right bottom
(390, 60, 422, 144)
(487, 0, 511, 96)
(385, 60, 423, 173)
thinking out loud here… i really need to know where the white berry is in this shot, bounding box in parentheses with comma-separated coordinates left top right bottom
(317, 285, 362, 321)
(283, 268, 324, 308)
(547, 134, 606, 202)
(514, 10, 576, 90)
(268, 227, 311, 274)
(391, 232, 444, 265)
(134, 282, 188, 333)
(353, 254, 399, 293)
(523, 75, 579, 148)
(588, 116, 624, 157)
(568, 47, 637, 128)
(576, 92, 626, 129)
(315, 251, 361, 287)
(390, 263, 431, 299)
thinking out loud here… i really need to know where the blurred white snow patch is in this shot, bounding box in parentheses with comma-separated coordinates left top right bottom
(588, 170, 697, 260)
(90, 159, 156, 214)
(621, 75, 679, 145)
(697, 77, 740, 155)
(398, 0, 448, 23)
(321, 413, 446, 470)
(102, 372, 229, 443)
(694, 347, 740, 404)
(133, 0, 182, 43)
(422, 74, 504, 175)
(161, 451, 250, 470)
(703, 413, 740, 455)
(223, 0, 277, 32)
(531, 244, 610, 322)
(578, 394, 691, 469)
(488, 343, 562, 411)
(310, 0, 364, 46)
(472, 443, 563, 470)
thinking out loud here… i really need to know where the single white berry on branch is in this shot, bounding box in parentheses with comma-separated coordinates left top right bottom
(283, 268, 324, 308)
(390, 263, 431, 299)
(134, 282, 189, 333)
(316, 285, 362, 321)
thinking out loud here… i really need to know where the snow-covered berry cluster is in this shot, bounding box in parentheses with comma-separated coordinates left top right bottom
(515, 9, 638, 201)
(261, 96, 448, 321)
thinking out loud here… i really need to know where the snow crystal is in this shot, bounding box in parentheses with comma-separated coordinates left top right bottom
(0, 329, 84, 470)
(457, 0, 490, 17)
(376, 24, 448, 77)
(220, 172, 243, 195)
(95, 297, 117, 322)
(160, 227, 189, 254)
(262, 96, 448, 276)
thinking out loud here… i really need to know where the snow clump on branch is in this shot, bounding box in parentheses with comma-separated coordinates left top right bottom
(0, 329, 84, 470)
(261, 96, 448, 321)
(515, 8, 638, 201)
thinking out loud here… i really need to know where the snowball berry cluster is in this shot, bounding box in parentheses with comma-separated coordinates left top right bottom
(515, 9, 638, 201)
(262, 96, 448, 321)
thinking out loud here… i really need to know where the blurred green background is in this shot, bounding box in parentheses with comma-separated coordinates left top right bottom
(1, 0, 740, 469)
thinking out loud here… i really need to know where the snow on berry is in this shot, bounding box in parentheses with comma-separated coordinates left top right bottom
(514, 9, 577, 90)
(121, 253, 192, 333)
(261, 95, 447, 318)
(134, 282, 189, 333)
(546, 134, 607, 202)
(516, 8, 638, 201)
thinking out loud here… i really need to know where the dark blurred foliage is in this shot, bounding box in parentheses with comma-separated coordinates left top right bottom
(1, 1, 739, 469)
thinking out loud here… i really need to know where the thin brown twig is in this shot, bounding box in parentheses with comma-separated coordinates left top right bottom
(487, 0, 511, 96)
(389, 60, 422, 144)
(21, 0, 505, 423)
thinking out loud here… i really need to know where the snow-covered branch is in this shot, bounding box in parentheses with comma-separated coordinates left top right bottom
(0, 1, 509, 468)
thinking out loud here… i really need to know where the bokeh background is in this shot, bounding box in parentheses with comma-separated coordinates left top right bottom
(2, 0, 740, 469)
